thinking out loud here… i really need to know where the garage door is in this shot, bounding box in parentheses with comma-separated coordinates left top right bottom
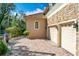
(50, 27, 57, 45)
(61, 25, 76, 55)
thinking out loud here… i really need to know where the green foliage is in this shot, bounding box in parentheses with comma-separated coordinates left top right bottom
(10, 12, 26, 34)
(0, 4, 26, 37)
(11, 16, 26, 36)
(0, 40, 9, 55)
(17, 20, 26, 34)
(23, 30, 29, 36)
(0, 3, 15, 34)
(0, 36, 3, 40)
(5, 26, 21, 38)
(5, 16, 26, 38)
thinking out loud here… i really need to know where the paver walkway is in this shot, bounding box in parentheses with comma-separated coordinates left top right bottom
(8, 37, 72, 56)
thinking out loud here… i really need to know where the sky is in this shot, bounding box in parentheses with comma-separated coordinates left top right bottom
(14, 3, 48, 15)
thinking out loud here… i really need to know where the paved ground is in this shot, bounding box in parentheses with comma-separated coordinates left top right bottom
(7, 37, 72, 56)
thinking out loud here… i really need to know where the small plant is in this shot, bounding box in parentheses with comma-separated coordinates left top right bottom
(5, 26, 21, 38)
(0, 36, 3, 40)
(23, 30, 29, 36)
(0, 40, 9, 55)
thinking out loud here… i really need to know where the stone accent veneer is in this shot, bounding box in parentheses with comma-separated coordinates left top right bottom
(47, 3, 78, 26)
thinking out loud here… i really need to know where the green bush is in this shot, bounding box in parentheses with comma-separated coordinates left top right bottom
(0, 36, 3, 40)
(23, 30, 29, 36)
(5, 26, 21, 38)
(0, 40, 9, 55)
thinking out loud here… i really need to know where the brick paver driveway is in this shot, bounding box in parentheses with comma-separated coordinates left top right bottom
(8, 37, 72, 56)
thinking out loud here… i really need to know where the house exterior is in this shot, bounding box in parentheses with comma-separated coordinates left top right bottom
(45, 3, 79, 56)
(25, 13, 47, 39)
(25, 3, 79, 56)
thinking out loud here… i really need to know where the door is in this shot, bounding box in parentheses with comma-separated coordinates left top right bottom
(61, 25, 76, 55)
(49, 27, 57, 45)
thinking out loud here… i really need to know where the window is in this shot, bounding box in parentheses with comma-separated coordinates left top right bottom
(34, 21, 39, 30)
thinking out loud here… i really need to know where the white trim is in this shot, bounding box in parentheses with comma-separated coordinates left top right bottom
(48, 19, 76, 27)
(34, 20, 40, 30)
(46, 3, 69, 19)
(59, 19, 76, 24)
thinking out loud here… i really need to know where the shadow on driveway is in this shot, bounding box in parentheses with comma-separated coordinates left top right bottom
(8, 45, 56, 56)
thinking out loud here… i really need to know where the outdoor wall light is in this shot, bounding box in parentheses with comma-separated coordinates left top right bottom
(73, 21, 78, 32)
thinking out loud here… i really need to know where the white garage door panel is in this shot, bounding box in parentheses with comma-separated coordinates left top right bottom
(62, 26, 76, 55)
(50, 27, 57, 44)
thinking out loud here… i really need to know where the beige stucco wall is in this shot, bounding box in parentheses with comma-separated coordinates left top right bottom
(77, 4, 79, 56)
(46, 3, 78, 55)
(25, 13, 47, 39)
(77, 32, 79, 56)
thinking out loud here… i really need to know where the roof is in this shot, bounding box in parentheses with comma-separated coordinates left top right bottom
(24, 12, 45, 19)
(25, 12, 44, 16)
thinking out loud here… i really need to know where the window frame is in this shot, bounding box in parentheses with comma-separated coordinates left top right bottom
(34, 20, 40, 30)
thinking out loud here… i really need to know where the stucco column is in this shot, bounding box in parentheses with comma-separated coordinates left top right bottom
(57, 25, 61, 47)
(76, 19, 79, 56)
(47, 27, 50, 40)
(76, 32, 79, 56)
(76, 3, 79, 56)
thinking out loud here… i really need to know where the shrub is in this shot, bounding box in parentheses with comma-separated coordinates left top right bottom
(0, 40, 9, 55)
(23, 30, 29, 36)
(5, 26, 21, 38)
(0, 35, 3, 40)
